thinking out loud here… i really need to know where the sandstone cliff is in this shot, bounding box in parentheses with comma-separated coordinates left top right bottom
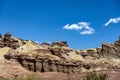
(0, 32, 120, 80)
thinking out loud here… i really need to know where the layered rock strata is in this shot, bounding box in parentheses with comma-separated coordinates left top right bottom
(0, 32, 119, 74)
(101, 38, 120, 59)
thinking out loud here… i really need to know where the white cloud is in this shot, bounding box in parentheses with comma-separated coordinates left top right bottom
(63, 22, 95, 35)
(104, 17, 120, 26)
(80, 30, 94, 35)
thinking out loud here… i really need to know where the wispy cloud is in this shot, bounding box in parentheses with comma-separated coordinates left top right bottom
(104, 17, 120, 26)
(63, 22, 95, 35)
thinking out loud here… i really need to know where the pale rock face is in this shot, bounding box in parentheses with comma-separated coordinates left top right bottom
(16, 41, 43, 53)
(66, 51, 84, 61)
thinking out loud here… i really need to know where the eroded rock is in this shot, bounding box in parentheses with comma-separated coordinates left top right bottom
(0, 32, 120, 75)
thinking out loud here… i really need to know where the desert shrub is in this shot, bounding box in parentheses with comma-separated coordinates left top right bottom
(18, 75, 42, 80)
(0, 78, 9, 80)
(84, 71, 108, 80)
(0, 75, 42, 80)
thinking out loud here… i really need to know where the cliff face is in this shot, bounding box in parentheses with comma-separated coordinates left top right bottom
(101, 39, 120, 59)
(0, 33, 120, 79)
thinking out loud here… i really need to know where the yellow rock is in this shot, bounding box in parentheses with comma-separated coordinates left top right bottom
(67, 51, 84, 61)
(0, 47, 11, 60)
(16, 41, 44, 53)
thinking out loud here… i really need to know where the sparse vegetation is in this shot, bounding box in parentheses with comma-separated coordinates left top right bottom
(84, 71, 108, 80)
(0, 78, 9, 80)
(18, 75, 42, 80)
(0, 75, 42, 80)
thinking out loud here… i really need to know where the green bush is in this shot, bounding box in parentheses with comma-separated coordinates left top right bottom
(84, 71, 108, 80)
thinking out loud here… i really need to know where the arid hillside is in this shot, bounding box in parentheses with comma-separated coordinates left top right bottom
(0, 32, 120, 80)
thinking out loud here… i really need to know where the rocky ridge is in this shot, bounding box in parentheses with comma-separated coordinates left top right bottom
(0, 32, 120, 80)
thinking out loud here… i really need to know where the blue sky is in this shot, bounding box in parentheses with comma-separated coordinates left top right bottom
(0, 0, 120, 49)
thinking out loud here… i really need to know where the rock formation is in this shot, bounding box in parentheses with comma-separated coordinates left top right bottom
(101, 37, 120, 59)
(0, 32, 120, 80)
(51, 41, 68, 47)
(0, 32, 22, 49)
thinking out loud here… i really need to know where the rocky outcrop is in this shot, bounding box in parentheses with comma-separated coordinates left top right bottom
(101, 38, 120, 59)
(4, 46, 120, 74)
(4, 49, 83, 74)
(0, 32, 22, 49)
(49, 46, 72, 59)
(3, 33, 109, 74)
(51, 41, 68, 47)
(40, 42, 51, 49)
(0, 32, 119, 76)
